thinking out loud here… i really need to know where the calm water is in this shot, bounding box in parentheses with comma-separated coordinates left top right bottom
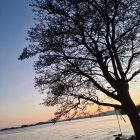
(0, 115, 134, 140)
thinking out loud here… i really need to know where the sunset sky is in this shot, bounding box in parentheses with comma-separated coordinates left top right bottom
(0, 0, 56, 129)
(0, 0, 140, 129)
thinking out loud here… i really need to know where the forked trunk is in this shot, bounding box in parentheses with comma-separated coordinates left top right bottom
(122, 93, 140, 140)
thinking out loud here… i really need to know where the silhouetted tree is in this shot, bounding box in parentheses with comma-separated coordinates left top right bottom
(137, 104, 140, 113)
(19, 0, 140, 139)
(119, 109, 126, 115)
(119, 104, 140, 115)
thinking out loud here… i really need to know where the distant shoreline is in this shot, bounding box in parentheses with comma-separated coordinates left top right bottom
(0, 110, 119, 132)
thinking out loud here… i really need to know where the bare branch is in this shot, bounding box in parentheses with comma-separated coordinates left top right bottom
(128, 69, 140, 82)
(71, 93, 121, 109)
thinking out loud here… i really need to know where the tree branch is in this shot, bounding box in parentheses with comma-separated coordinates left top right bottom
(73, 62, 119, 101)
(71, 93, 121, 109)
(125, 51, 140, 75)
(128, 69, 140, 82)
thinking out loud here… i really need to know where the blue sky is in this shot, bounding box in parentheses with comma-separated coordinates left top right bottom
(0, 0, 55, 129)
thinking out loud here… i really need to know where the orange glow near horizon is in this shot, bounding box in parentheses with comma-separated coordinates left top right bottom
(130, 86, 140, 105)
(1, 87, 140, 129)
(0, 107, 55, 129)
(1, 86, 140, 129)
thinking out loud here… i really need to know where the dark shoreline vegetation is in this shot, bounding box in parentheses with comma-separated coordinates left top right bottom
(1, 105, 140, 132)
(0, 110, 119, 131)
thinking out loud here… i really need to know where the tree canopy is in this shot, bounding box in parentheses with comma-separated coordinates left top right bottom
(19, 0, 140, 119)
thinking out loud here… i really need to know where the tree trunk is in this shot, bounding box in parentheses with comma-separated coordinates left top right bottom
(122, 93, 140, 140)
